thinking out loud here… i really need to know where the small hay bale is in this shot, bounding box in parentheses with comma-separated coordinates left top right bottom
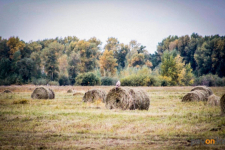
(191, 86, 213, 96)
(220, 94, 225, 115)
(207, 94, 220, 106)
(182, 90, 208, 102)
(3, 90, 12, 93)
(31, 87, 55, 99)
(105, 87, 150, 110)
(82, 89, 106, 103)
(73, 91, 85, 96)
(67, 89, 76, 93)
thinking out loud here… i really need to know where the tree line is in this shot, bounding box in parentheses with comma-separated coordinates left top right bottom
(0, 33, 224, 86)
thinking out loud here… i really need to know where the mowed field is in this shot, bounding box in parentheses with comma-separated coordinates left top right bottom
(0, 85, 225, 150)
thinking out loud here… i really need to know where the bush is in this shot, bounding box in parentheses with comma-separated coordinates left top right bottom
(32, 78, 49, 85)
(0, 79, 11, 86)
(121, 75, 157, 86)
(145, 76, 157, 86)
(0, 74, 24, 86)
(74, 73, 84, 85)
(59, 75, 70, 86)
(75, 72, 100, 86)
(194, 74, 225, 86)
(48, 81, 59, 86)
(101, 77, 113, 85)
(101, 77, 118, 86)
(161, 80, 169, 86)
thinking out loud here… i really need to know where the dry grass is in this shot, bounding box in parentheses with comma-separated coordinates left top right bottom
(0, 85, 225, 149)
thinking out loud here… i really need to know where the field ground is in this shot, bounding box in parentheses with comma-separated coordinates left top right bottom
(0, 85, 225, 149)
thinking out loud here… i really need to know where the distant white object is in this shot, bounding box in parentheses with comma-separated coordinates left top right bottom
(116, 81, 121, 88)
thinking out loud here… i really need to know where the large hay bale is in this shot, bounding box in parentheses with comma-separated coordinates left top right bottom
(82, 89, 106, 103)
(191, 86, 213, 96)
(207, 94, 220, 106)
(220, 94, 225, 115)
(182, 86, 213, 102)
(105, 87, 150, 110)
(31, 87, 55, 99)
(182, 90, 208, 102)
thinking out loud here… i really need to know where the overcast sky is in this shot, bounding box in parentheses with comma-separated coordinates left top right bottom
(0, 0, 225, 53)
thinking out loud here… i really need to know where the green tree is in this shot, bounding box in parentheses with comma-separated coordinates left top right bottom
(182, 63, 194, 85)
(212, 39, 225, 77)
(116, 43, 130, 68)
(30, 52, 42, 78)
(42, 47, 59, 81)
(75, 72, 100, 86)
(161, 50, 186, 85)
(68, 52, 81, 84)
(194, 41, 212, 76)
(0, 58, 11, 79)
(0, 38, 10, 59)
(17, 58, 35, 82)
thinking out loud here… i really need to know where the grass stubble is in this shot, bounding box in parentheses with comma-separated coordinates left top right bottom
(0, 86, 225, 149)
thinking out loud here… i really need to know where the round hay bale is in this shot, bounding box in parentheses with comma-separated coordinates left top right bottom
(31, 87, 55, 99)
(82, 89, 106, 103)
(220, 94, 225, 115)
(182, 90, 208, 102)
(67, 89, 76, 93)
(207, 94, 220, 106)
(191, 86, 213, 96)
(3, 90, 12, 93)
(73, 91, 85, 96)
(105, 87, 150, 110)
(129, 88, 150, 110)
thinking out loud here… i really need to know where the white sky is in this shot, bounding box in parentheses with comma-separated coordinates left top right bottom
(0, 0, 225, 53)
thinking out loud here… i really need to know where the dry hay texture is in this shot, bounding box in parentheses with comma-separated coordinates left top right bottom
(105, 87, 150, 110)
(220, 94, 225, 115)
(82, 89, 106, 103)
(182, 86, 213, 102)
(31, 87, 55, 99)
(207, 94, 220, 106)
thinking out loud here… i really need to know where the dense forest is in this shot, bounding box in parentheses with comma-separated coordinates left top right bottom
(0, 33, 225, 86)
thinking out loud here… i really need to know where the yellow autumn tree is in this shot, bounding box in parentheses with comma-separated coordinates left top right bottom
(69, 40, 100, 73)
(99, 49, 118, 77)
(7, 37, 25, 59)
(58, 54, 68, 76)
